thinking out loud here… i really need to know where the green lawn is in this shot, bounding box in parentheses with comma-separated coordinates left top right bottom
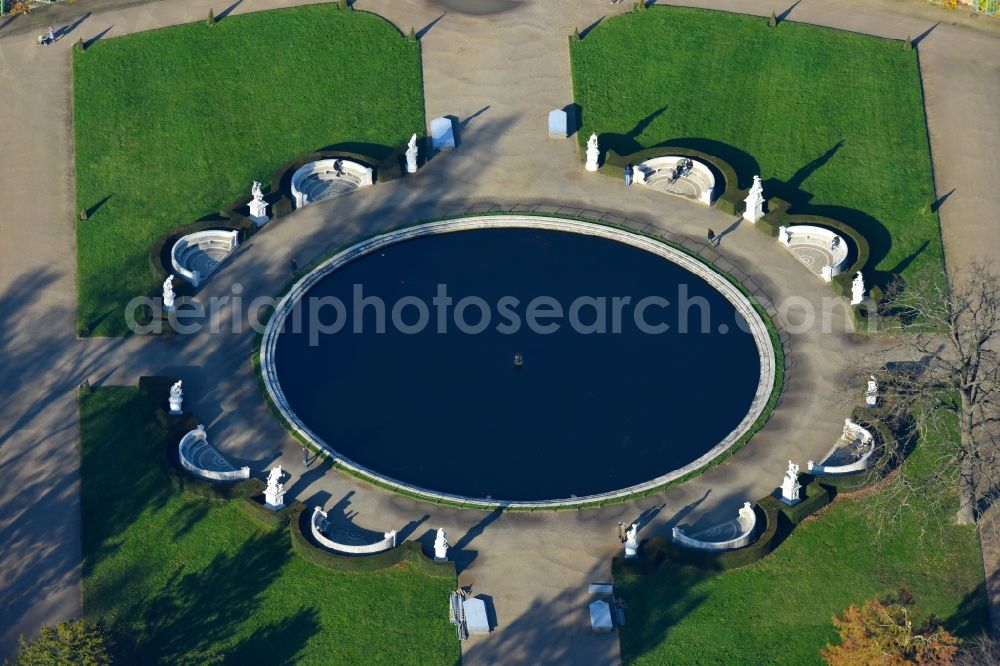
(80, 386, 459, 665)
(73, 5, 424, 336)
(571, 7, 942, 288)
(615, 412, 987, 664)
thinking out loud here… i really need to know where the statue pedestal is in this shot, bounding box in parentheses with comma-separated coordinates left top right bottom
(406, 154, 418, 174)
(743, 196, 764, 223)
(249, 199, 269, 227)
(624, 544, 638, 559)
(265, 490, 285, 511)
(434, 550, 448, 562)
(168, 398, 182, 415)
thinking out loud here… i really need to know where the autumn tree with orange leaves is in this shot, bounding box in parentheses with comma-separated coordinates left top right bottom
(822, 590, 959, 665)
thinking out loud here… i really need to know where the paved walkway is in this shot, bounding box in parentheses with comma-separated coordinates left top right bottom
(0, 0, 998, 661)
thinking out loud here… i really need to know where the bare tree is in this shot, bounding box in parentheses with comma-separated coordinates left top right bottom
(866, 259, 1000, 526)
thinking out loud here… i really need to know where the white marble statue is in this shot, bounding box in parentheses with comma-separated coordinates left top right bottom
(405, 133, 419, 174)
(780, 460, 801, 505)
(866, 375, 878, 407)
(624, 522, 639, 558)
(434, 528, 449, 561)
(248, 181, 269, 227)
(265, 465, 285, 510)
(163, 275, 176, 312)
(585, 133, 600, 172)
(743, 175, 765, 223)
(851, 271, 866, 305)
(778, 225, 791, 246)
(168, 380, 183, 415)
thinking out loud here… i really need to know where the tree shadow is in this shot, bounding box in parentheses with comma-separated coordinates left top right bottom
(776, 0, 802, 24)
(84, 194, 113, 219)
(126, 530, 292, 662)
(216, 0, 244, 22)
(912, 22, 939, 47)
(931, 188, 955, 213)
(579, 15, 605, 39)
(84, 25, 114, 49)
(56, 11, 90, 40)
(945, 579, 989, 637)
(225, 606, 321, 665)
(416, 13, 445, 39)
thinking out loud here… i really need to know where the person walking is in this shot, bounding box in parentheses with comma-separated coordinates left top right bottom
(624, 164, 633, 188)
(46, 26, 56, 43)
(290, 257, 299, 274)
(617, 521, 626, 543)
(707, 228, 718, 247)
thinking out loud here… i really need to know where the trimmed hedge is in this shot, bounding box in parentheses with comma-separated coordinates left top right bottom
(616, 499, 786, 574)
(772, 477, 833, 525)
(615, 403, 901, 574)
(148, 216, 259, 294)
(603, 145, 743, 213)
(810, 415, 895, 495)
(138, 375, 262, 502)
(137, 375, 456, 578)
(288, 504, 456, 577)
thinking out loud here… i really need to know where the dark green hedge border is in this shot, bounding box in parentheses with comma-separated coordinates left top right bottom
(602, 145, 744, 215)
(134, 376, 453, 575)
(145, 142, 422, 295)
(615, 405, 898, 574)
(579, 120, 887, 315)
(249, 212, 785, 512)
(288, 504, 455, 577)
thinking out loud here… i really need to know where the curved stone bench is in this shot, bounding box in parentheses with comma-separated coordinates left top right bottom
(777, 225, 850, 283)
(808, 419, 875, 475)
(178, 425, 250, 482)
(310, 506, 398, 555)
(672, 501, 758, 551)
(171, 230, 240, 287)
(291, 159, 374, 208)
(635, 156, 716, 205)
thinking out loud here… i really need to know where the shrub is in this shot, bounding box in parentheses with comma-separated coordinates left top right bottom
(773, 477, 833, 525)
(288, 504, 456, 576)
(615, 500, 786, 573)
(271, 195, 294, 219)
(14, 620, 111, 665)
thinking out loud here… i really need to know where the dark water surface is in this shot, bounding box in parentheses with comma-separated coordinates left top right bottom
(274, 228, 761, 501)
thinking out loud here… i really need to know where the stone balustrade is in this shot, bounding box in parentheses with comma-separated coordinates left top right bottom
(635, 156, 716, 205)
(310, 506, 398, 555)
(672, 501, 758, 551)
(777, 224, 850, 283)
(178, 425, 250, 482)
(291, 159, 374, 208)
(808, 419, 876, 475)
(171, 229, 240, 287)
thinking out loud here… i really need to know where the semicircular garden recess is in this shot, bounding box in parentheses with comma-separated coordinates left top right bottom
(260, 217, 777, 506)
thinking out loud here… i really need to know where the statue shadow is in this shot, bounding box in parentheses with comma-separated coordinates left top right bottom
(595, 105, 668, 159)
(761, 141, 894, 288)
(397, 514, 430, 542)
